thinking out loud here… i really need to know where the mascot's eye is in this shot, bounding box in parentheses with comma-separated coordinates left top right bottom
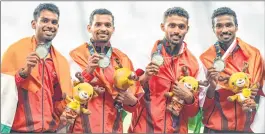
(182, 80, 185, 82)
(193, 87, 196, 90)
(90, 94, 92, 97)
(78, 87, 81, 91)
(245, 77, 247, 80)
(232, 82, 234, 85)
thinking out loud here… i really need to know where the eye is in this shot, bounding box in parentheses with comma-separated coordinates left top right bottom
(90, 94, 92, 97)
(193, 87, 196, 90)
(95, 23, 101, 27)
(78, 87, 81, 91)
(215, 23, 222, 29)
(232, 82, 235, 85)
(52, 20, 58, 25)
(42, 18, 49, 23)
(178, 24, 186, 30)
(225, 23, 233, 28)
(182, 79, 185, 82)
(169, 23, 176, 28)
(105, 23, 112, 28)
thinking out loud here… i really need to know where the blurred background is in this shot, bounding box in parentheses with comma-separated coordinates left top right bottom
(1, 1, 264, 133)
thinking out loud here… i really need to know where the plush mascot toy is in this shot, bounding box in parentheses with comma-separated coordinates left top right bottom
(113, 58, 144, 111)
(60, 72, 98, 124)
(218, 62, 258, 112)
(164, 66, 208, 116)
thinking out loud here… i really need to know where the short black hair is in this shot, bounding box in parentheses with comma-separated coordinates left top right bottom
(89, 8, 114, 26)
(211, 7, 238, 27)
(163, 7, 189, 22)
(33, 3, 60, 20)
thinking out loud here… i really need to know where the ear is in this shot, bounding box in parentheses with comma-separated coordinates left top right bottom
(187, 25, 189, 32)
(92, 91, 98, 98)
(73, 80, 80, 87)
(178, 76, 184, 81)
(244, 73, 251, 80)
(31, 20, 36, 29)
(87, 24, 92, 33)
(113, 26, 115, 33)
(115, 66, 120, 70)
(75, 72, 84, 83)
(235, 25, 238, 32)
(160, 23, 165, 32)
(212, 26, 216, 33)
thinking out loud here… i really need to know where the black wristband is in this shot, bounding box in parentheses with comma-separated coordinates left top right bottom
(19, 68, 28, 79)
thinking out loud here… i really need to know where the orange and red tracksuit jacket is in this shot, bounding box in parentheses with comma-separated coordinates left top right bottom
(68, 43, 144, 133)
(1, 36, 72, 132)
(200, 37, 264, 132)
(129, 39, 200, 133)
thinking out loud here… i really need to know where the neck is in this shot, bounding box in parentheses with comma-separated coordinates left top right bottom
(36, 38, 51, 46)
(169, 42, 181, 54)
(220, 37, 236, 51)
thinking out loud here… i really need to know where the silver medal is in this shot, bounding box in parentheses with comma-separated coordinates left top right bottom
(152, 53, 164, 66)
(36, 45, 48, 59)
(213, 59, 225, 72)
(98, 56, 110, 68)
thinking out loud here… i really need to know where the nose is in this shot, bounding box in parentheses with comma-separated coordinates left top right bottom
(84, 92, 87, 95)
(100, 25, 107, 31)
(173, 27, 180, 35)
(46, 23, 54, 30)
(221, 26, 229, 33)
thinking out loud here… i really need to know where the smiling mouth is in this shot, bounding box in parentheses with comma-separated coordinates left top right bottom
(236, 80, 245, 87)
(81, 93, 88, 99)
(98, 34, 108, 38)
(221, 34, 231, 38)
(44, 30, 54, 36)
(238, 81, 244, 85)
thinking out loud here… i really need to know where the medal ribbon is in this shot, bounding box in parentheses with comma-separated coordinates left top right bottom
(214, 38, 237, 60)
(87, 40, 112, 58)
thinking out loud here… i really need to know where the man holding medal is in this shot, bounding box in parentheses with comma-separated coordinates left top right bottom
(68, 8, 144, 133)
(1, 3, 72, 132)
(200, 7, 264, 133)
(128, 7, 207, 133)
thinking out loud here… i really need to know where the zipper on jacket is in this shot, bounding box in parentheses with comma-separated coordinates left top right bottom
(41, 60, 45, 132)
(163, 57, 177, 133)
(163, 57, 175, 133)
(206, 104, 216, 124)
(163, 97, 168, 133)
(133, 107, 144, 130)
(102, 92, 105, 133)
(234, 101, 237, 130)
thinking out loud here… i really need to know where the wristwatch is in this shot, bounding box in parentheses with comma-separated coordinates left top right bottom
(19, 68, 28, 79)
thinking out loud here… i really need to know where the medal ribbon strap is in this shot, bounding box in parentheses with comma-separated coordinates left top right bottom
(214, 42, 222, 59)
(214, 39, 237, 60)
(45, 42, 52, 49)
(157, 43, 163, 54)
(105, 46, 113, 58)
(221, 39, 237, 60)
(87, 41, 113, 58)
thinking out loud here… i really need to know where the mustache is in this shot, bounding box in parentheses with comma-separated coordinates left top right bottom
(220, 32, 232, 36)
(98, 31, 109, 35)
(170, 34, 182, 38)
